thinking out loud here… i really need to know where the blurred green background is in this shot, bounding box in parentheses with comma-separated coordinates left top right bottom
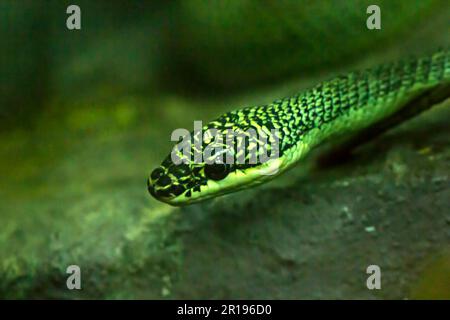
(0, 0, 449, 299)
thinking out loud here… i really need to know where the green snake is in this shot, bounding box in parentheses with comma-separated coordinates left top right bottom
(148, 49, 449, 206)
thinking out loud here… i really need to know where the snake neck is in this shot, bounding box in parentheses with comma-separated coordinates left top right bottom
(252, 49, 450, 162)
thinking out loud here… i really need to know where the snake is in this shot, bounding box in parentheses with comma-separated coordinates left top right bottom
(148, 49, 450, 206)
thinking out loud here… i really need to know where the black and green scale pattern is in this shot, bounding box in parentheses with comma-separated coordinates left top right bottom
(149, 49, 449, 202)
(219, 49, 449, 156)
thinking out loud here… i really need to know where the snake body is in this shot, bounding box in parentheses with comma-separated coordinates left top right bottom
(148, 49, 450, 206)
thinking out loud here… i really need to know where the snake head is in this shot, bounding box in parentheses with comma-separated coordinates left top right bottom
(148, 113, 282, 206)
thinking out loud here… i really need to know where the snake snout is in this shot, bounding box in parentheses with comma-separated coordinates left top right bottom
(148, 167, 186, 200)
(147, 177, 158, 198)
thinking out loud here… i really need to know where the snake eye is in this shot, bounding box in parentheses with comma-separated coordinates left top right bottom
(204, 163, 230, 181)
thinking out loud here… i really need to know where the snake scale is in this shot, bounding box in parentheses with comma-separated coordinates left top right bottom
(148, 49, 449, 206)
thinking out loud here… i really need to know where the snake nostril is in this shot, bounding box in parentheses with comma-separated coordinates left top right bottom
(150, 167, 164, 180)
(157, 174, 172, 187)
